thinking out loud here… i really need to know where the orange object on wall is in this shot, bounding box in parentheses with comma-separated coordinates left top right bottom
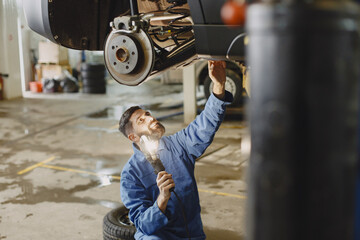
(0, 76, 3, 100)
(221, 0, 246, 26)
(0, 74, 7, 100)
(29, 81, 43, 93)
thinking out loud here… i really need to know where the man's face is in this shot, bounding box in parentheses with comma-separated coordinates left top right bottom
(129, 109, 165, 142)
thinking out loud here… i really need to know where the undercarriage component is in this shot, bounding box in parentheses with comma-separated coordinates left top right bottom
(24, 0, 130, 50)
(152, 36, 196, 72)
(104, 8, 196, 86)
(108, 35, 139, 74)
(166, 0, 187, 7)
(130, 0, 139, 15)
(104, 28, 155, 86)
(138, 0, 189, 13)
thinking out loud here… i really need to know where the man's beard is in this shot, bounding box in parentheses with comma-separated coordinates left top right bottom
(148, 121, 165, 140)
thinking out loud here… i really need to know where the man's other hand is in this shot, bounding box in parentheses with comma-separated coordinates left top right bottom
(156, 171, 175, 213)
(208, 60, 226, 100)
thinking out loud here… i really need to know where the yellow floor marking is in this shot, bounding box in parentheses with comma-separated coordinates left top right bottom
(198, 188, 246, 199)
(110, 124, 118, 129)
(19, 158, 244, 199)
(41, 164, 121, 180)
(40, 165, 243, 199)
(17, 156, 56, 175)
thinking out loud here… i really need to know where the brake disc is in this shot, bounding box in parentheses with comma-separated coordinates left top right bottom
(104, 29, 155, 86)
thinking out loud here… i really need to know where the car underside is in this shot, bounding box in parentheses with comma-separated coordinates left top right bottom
(23, 0, 246, 86)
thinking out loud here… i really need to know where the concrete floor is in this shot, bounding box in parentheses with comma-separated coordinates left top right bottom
(0, 79, 249, 240)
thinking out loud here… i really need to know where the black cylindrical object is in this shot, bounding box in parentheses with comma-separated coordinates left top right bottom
(80, 63, 106, 94)
(130, 0, 139, 16)
(247, 1, 360, 240)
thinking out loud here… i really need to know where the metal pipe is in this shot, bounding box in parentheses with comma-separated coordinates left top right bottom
(246, 1, 360, 240)
(130, 0, 139, 16)
(153, 37, 196, 72)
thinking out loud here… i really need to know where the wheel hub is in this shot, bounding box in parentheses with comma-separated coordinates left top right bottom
(116, 47, 129, 63)
(104, 29, 155, 86)
(108, 35, 139, 74)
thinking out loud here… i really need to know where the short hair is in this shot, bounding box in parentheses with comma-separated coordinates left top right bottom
(119, 106, 142, 137)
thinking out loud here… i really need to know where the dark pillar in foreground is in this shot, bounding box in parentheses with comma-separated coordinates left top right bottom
(246, 1, 360, 240)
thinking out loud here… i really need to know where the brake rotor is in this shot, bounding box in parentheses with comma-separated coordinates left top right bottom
(104, 29, 155, 86)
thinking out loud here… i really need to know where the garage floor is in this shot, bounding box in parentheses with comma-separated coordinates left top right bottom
(0, 79, 249, 240)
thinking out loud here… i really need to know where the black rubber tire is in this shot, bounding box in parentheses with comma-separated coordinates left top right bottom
(82, 78, 106, 87)
(204, 69, 243, 107)
(62, 82, 79, 93)
(63, 85, 79, 93)
(103, 206, 136, 240)
(82, 86, 106, 94)
(81, 63, 106, 72)
(81, 70, 105, 79)
(72, 68, 80, 80)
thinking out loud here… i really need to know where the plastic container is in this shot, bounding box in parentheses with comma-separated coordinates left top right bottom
(29, 81, 43, 93)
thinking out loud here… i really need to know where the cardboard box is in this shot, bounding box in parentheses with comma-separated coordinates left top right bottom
(41, 65, 62, 79)
(37, 64, 72, 80)
(38, 41, 69, 65)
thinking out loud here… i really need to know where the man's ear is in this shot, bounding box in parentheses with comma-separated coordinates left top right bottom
(128, 133, 139, 142)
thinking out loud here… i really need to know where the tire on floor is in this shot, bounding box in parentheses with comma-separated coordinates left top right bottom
(103, 205, 136, 240)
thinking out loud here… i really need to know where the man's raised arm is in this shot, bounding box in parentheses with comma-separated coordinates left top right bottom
(208, 60, 226, 100)
(169, 61, 233, 163)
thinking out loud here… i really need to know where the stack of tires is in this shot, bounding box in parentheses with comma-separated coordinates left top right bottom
(81, 63, 106, 94)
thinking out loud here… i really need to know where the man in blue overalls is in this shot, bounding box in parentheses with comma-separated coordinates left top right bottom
(119, 61, 233, 240)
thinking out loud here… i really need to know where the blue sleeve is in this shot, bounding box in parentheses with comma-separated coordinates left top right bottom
(171, 91, 233, 163)
(120, 170, 168, 235)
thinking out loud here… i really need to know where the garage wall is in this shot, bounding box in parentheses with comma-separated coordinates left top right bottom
(0, 0, 23, 99)
(18, 0, 33, 93)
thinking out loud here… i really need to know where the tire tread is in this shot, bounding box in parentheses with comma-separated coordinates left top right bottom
(103, 206, 136, 240)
